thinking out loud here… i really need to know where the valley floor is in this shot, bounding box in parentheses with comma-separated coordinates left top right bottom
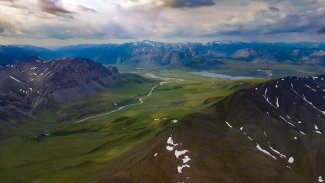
(0, 69, 265, 183)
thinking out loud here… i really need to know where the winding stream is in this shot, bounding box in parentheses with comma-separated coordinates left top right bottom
(74, 74, 181, 123)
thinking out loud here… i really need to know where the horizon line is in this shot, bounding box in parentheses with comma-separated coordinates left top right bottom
(1, 40, 325, 49)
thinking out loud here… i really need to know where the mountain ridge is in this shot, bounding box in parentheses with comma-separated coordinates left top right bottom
(0, 56, 125, 120)
(2, 41, 325, 68)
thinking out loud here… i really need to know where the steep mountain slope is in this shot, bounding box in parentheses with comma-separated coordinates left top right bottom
(0, 56, 124, 119)
(100, 75, 325, 183)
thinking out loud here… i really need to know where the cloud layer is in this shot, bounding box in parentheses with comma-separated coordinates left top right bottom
(0, 0, 324, 45)
(165, 0, 215, 8)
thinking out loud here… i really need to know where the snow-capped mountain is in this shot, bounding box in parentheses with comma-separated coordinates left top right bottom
(56, 41, 325, 67)
(2, 41, 325, 68)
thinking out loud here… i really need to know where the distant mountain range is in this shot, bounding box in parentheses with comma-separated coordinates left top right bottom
(1, 41, 325, 68)
(0, 56, 124, 121)
(101, 75, 325, 183)
(0, 45, 61, 66)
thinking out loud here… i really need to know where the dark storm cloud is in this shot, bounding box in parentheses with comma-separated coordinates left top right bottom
(165, 0, 215, 8)
(317, 27, 325, 35)
(38, 0, 73, 18)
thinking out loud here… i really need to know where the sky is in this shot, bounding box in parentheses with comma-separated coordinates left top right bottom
(0, 0, 325, 46)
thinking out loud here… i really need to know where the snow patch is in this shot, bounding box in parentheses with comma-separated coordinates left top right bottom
(166, 146, 174, 151)
(265, 96, 277, 108)
(263, 88, 276, 108)
(182, 156, 191, 164)
(305, 84, 316, 92)
(248, 136, 253, 141)
(167, 136, 178, 146)
(291, 88, 325, 115)
(269, 143, 286, 158)
(279, 116, 296, 127)
(225, 121, 232, 128)
(175, 150, 189, 158)
(177, 165, 190, 173)
(300, 131, 306, 135)
(288, 156, 294, 164)
(166, 136, 178, 151)
(315, 124, 322, 134)
(9, 75, 21, 83)
(256, 144, 277, 159)
(166, 136, 191, 175)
